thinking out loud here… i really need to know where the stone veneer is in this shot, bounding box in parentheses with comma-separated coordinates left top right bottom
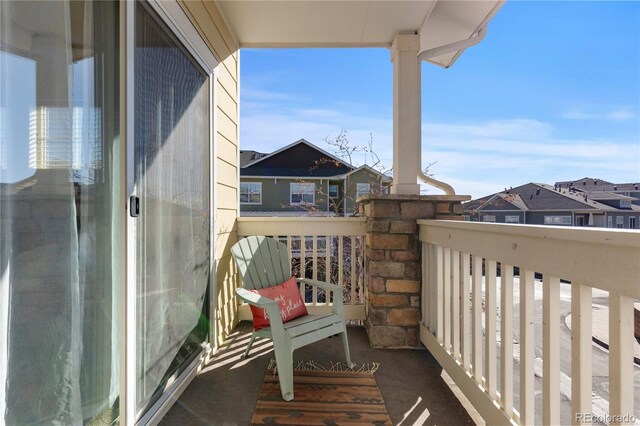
(358, 194, 470, 348)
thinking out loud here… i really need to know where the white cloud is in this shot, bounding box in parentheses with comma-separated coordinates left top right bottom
(241, 88, 304, 102)
(561, 107, 635, 121)
(428, 118, 554, 139)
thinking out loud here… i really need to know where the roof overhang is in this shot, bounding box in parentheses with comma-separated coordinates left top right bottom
(214, 0, 505, 68)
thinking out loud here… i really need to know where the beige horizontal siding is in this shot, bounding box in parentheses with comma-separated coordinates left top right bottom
(217, 184, 238, 210)
(216, 81, 238, 123)
(217, 159, 237, 184)
(217, 136, 237, 165)
(216, 208, 238, 237)
(216, 112, 238, 147)
(217, 64, 237, 96)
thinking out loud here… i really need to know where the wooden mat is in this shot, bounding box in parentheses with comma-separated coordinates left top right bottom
(251, 368, 392, 425)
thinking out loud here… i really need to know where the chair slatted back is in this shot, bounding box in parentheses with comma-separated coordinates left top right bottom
(231, 236, 291, 290)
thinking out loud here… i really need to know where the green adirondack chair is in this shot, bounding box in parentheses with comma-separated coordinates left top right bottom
(231, 235, 355, 401)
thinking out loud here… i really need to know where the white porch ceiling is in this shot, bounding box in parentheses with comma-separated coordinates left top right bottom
(215, 0, 505, 68)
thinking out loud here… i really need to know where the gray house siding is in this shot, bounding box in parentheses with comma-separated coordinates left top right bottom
(603, 212, 640, 229)
(527, 211, 575, 226)
(344, 169, 389, 214)
(240, 178, 329, 214)
(477, 211, 526, 224)
(239, 171, 391, 216)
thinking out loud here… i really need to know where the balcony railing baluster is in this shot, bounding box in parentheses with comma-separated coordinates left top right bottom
(418, 220, 639, 425)
(571, 282, 593, 425)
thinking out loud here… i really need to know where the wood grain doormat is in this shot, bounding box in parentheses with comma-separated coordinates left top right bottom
(251, 366, 392, 425)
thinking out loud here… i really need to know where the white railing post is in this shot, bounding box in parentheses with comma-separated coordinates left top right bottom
(485, 260, 497, 398)
(452, 250, 461, 360)
(500, 263, 514, 417)
(543, 275, 560, 425)
(571, 282, 592, 425)
(472, 255, 483, 384)
(519, 269, 535, 425)
(462, 253, 471, 371)
(436, 245, 444, 342)
(608, 292, 634, 425)
(429, 243, 438, 334)
(443, 248, 452, 351)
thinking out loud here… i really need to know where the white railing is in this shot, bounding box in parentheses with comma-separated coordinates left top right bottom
(418, 220, 640, 425)
(237, 217, 367, 321)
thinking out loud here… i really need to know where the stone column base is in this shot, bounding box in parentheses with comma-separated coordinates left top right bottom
(358, 194, 470, 348)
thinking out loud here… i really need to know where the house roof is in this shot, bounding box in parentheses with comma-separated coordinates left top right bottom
(466, 192, 528, 212)
(241, 139, 355, 178)
(240, 150, 268, 167)
(340, 165, 392, 183)
(586, 192, 636, 202)
(215, 0, 504, 68)
(242, 139, 352, 169)
(555, 177, 640, 192)
(464, 182, 623, 213)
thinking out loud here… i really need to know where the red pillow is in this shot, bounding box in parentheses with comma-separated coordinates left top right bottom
(249, 276, 308, 330)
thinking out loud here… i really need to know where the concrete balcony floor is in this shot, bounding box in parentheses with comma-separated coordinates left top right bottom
(161, 322, 481, 425)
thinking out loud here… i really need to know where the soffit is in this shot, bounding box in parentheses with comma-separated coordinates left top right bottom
(215, 0, 504, 67)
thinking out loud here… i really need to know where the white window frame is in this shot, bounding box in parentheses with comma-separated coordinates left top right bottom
(629, 216, 636, 229)
(544, 215, 572, 225)
(616, 216, 624, 228)
(607, 216, 613, 228)
(505, 215, 520, 224)
(240, 182, 262, 205)
(482, 215, 496, 223)
(290, 182, 315, 205)
(356, 183, 370, 198)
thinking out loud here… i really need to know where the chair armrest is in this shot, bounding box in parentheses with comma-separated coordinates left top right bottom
(296, 278, 342, 293)
(296, 278, 345, 316)
(235, 287, 277, 308)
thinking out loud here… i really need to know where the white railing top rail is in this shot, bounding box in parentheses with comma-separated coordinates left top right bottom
(418, 220, 640, 299)
(238, 216, 367, 237)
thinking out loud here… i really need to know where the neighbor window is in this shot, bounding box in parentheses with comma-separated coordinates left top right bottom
(482, 215, 496, 222)
(329, 184, 339, 198)
(607, 216, 613, 228)
(616, 216, 624, 228)
(356, 183, 370, 198)
(620, 200, 631, 208)
(505, 215, 520, 223)
(240, 182, 262, 204)
(290, 182, 315, 204)
(544, 215, 572, 225)
(629, 217, 637, 229)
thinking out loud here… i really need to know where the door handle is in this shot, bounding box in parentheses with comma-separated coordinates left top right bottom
(129, 196, 140, 217)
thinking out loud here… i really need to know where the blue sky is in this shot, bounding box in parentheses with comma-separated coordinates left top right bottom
(239, 1, 640, 199)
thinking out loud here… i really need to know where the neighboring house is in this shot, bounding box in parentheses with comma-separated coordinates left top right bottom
(555, 177, 640, 206)
(239, 139, 390, 216)
(464, 182, 640, 229)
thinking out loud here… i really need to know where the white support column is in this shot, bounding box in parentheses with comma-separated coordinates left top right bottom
(390, 33, 421, 195)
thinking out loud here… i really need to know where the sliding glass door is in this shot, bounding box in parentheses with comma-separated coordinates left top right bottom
(133, 2, 211, 416)
(1, 0, 213, 423)
(0, 1, 120, 423)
